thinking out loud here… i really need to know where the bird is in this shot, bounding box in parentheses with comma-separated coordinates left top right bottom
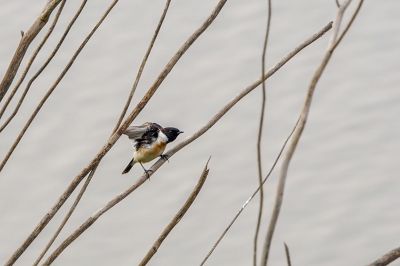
(122, 122, 183, 176)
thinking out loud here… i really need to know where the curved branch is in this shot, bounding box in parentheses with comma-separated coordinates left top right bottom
(254, 0, 272, 265)
(44, 21, 332, 264)
(0, 0, 63, 103)
(138, 158, 210, 266)
(260, 1, 363, 265)
(0, 0, 66, 121)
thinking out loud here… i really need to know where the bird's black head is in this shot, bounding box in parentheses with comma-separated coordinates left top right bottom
(163, 127, 183, 143)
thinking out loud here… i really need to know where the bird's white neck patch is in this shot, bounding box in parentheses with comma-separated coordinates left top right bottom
(158, 131, 168, 143)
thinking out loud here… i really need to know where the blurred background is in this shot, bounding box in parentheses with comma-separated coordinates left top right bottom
(1, 0, 399, 265)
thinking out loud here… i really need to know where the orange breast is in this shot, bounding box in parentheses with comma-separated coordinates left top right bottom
(134, 141, 166, 163)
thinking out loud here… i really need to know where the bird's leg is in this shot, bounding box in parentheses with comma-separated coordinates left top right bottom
(160, 154, 169, 162)
(139, 162, 153, 179)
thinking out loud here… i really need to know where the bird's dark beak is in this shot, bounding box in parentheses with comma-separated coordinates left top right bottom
(179, 131, 184, 134)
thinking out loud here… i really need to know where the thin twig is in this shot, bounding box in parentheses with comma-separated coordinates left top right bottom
(138, 158, 211, 266)
(254, 0, 272, 265)
(4, 1, 227, 264)
(44, 22, 332, 265)
(0, 0, 66, 121)
(332, 0, 364, 50)
(32, 165, 97, 266)
(3, 1, 119, 265)
(34, 2, 173, 263)
(260, 2, 361, 265)
(199, 22, 332, 266)
(284, 242, 292, 266)
(112, 0, 172, 133)
(0, 0, 63, 103)
(367, 246, 400, 266)
(0, 0, 88, 134)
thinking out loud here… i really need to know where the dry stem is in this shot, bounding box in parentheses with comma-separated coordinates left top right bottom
(4, 1, 120, 264)
(367, 246, 400, 266)
(0, 0, 66, 121)
(0, 0, 63, 103)
(32, 166, 97, 266)
(0, 0, 88, 133)
(260, 1, 363, 265)
(254, 0, 272, 265)
(284, 242, 292, 266)
(138, 158, 210, 266)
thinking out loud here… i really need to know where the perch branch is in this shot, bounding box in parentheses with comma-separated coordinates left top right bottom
(138, 158, 210, 266)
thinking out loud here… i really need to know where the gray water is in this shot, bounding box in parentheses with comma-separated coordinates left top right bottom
(1, 0, 400, 265)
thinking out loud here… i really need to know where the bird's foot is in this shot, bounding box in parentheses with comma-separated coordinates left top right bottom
(160, 154, 169, 162)
(144, 169, 154, 179)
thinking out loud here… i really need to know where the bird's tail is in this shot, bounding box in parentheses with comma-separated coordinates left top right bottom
(122, 159, 135, 174)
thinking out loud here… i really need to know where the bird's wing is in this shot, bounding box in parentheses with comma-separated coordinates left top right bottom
(123, 122, 162, 140)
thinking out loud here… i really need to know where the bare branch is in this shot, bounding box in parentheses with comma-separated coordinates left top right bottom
(284, 242, 292, 266)
(112, 0, 172, 133)
(0, 0, 88, 133)
(367, 246, 400, 266)
(4, 1, 227, 264)
(332, 0, 365, 50)
(4, 1, 119, 264)
(42, 21, 330, 265)
(32, 166, 97, 266)
(254, 0, 272, 265)
(0, 0, 63, 103)
(0, 0, 112, 171)
(138, 158, 210, 266)
(0, 0, 66, 121)
(260, 2, 363, 265)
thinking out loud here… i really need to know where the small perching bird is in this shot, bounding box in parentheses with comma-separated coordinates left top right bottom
(122, 122, 183, 175)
